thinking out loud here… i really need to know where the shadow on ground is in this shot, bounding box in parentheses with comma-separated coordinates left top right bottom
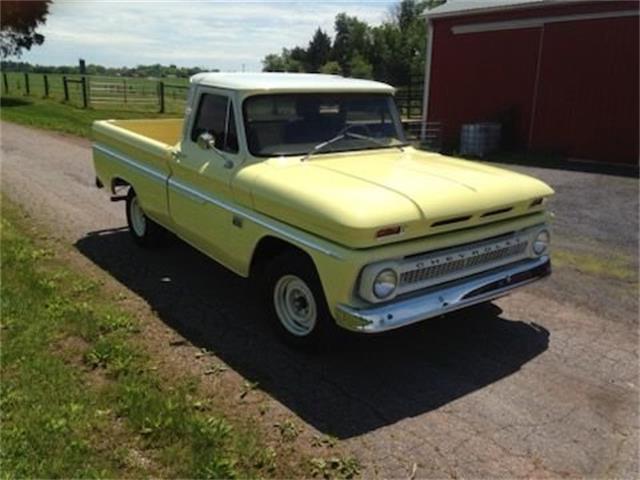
(420, 145, 639, 178)
(483, 152, 639, 178)
(76, 228, 549, 439)
(1, 97, 33, 108)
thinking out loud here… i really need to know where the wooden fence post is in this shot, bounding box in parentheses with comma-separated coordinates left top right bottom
(63, 76, 69, 101)
(157, 81, 165, 113)
(43, 74, 49, 97)
(81, 76, 88, 108)
(123, 79, 127, 104)
(24, 73, 30, 95)
(2, 73, 8, 93)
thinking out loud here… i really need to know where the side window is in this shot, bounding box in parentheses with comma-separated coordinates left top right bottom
(191, 93, 239, 154)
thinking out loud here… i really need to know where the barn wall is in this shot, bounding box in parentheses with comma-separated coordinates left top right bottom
(426, 1, 639, 164)
(531, 16, 639, 162)
(428, 24, 541, 149)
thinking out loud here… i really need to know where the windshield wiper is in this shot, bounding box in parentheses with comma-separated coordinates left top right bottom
(346, 132, 405, 153)
(301, 132, 404, 162)
(301, 133, 347, 162)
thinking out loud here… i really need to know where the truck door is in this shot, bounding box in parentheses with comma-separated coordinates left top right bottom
(168, 88, 241, 261)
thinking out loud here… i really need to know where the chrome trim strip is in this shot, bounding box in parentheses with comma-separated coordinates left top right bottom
(93, 143, 166, 183)
(168, 178, 342, 258)
(336, 256, 550, 333)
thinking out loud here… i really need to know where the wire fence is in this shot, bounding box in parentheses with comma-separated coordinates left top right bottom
(1, 72, 189, 113)
(2, 71, 424, 117)
(395, 74, 424, 120)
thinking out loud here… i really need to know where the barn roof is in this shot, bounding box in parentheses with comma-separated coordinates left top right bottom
(425, 0, 572, 19)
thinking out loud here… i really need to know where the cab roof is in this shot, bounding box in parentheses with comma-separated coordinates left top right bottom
(190, 72, 395, 94)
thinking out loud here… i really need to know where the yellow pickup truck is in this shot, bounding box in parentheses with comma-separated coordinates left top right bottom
(93, 72, 553, 347)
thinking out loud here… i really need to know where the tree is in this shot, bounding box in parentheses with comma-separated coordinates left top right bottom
(262, 53, 287, 72)
(374, 0, 445, 84)
(331, 13, 371, 76)
(320, 61, 342, 75)
(0, 1, 51, 58)
(262, 48, 303, 72)
(289, 46, 308, 70)
(350, 54, 373, 79)
(260, 0, 447, 84)
(306, 28, 332, 72)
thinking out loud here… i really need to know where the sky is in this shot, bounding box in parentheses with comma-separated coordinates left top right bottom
(16, 0, 397, 71)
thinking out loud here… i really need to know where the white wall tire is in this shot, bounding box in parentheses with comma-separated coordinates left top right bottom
(128, 195, 147, 237)
(125, 189, 166, 247)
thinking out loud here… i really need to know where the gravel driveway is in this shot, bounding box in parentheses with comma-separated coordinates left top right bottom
(1, 121, 638, 478)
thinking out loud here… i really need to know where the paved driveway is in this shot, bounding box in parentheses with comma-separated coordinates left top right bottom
(1, 121, 638, 478)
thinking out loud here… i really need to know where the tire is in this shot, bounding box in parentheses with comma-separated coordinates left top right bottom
(263, 251, 338, 349)
(125, 189, 166, 247)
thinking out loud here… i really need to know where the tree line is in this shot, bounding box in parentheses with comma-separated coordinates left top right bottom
(262, 0, 444, 86)
(0, 60, 216, 78)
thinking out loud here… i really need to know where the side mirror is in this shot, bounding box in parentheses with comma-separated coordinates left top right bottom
(197, 132, 216, 150)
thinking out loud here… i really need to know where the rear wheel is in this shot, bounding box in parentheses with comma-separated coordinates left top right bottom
(125, 189, 166, 247)
(263, 251, 337, 349)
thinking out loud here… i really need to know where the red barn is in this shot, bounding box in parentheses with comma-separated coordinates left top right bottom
(421, 0, 639, 164)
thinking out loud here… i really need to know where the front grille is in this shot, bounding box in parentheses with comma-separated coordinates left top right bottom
(400, 241, 528, 286)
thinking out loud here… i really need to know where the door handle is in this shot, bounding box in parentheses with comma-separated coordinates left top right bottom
(171, 151, 186, 162)
(222, 158, 234, 169)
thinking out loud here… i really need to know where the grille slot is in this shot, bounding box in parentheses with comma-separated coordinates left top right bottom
(400, 242, 528, 286)
(481, 206, 513, 217)
(431, 215, 472, 227)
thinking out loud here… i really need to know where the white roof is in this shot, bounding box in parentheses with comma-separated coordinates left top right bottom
(425, 0, 568, 19)
(190, 72, 395, 94)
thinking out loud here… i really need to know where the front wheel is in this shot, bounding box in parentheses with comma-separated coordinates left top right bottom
(125, 189, 166, 247)
(263, 251, 338, 349)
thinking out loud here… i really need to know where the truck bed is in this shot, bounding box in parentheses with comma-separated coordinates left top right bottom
(97, 118, 183, 147)
(92, 118, 184, 228)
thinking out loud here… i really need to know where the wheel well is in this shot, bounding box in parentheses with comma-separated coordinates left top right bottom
(250, 236, 312, 278)
(111, 177, 131, 194)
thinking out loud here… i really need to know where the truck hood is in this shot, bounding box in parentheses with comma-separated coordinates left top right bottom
(246, 147, 554, 248)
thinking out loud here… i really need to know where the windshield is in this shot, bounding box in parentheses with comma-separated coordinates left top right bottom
(243, 93, 407, 157)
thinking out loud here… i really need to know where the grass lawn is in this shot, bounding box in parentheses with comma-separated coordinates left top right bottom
(0, 94, 178, 138)
(0, 200, 306, 478)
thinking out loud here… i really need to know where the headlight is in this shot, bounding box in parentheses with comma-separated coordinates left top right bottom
(373, 269, 398, 299)
(532, 229, 550, 256)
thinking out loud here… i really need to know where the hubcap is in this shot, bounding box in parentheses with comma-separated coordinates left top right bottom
(129, 196, 146, 237)
(273, 275, 317, 336)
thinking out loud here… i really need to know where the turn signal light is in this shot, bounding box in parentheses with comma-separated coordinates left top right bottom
(376, 226, 402, 238)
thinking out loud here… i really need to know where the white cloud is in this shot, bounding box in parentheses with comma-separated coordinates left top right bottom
(18, 0, 394, 71)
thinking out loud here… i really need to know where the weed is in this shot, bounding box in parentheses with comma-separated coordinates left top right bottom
(553, 248, 637, 282)
(312, 434, 338, 448)
(274, 419, 301, 442)
(240, 380, 260, 399)
(310, 456, 361, 479)
(204, 362, 228, 376)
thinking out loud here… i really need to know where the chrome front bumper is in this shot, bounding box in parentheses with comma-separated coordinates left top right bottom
(335, 256, 551, 333)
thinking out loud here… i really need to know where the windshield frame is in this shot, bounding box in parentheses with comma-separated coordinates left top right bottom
(241, 92, 408, 158)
